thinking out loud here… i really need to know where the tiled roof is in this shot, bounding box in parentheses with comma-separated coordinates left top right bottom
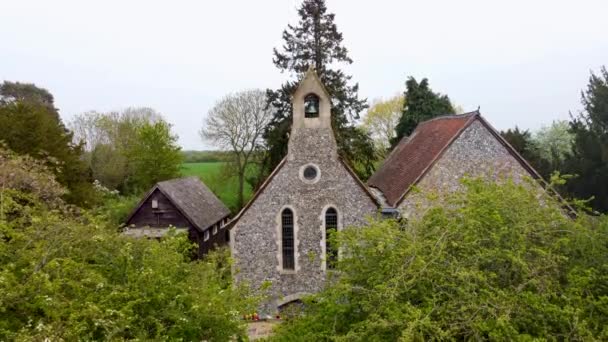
(368, 112, 479, 207)
(157, 177, 230, 231)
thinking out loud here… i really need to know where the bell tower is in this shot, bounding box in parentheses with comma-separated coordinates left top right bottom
(289, 67, 337, 158)
(291, 67, 332, 130)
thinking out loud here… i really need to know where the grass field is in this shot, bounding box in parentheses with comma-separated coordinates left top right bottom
(181, 162, 254, 213)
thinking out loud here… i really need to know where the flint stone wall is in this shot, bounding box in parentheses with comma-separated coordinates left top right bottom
(399, 119, 540, 217)
(231, 127, 378, 312)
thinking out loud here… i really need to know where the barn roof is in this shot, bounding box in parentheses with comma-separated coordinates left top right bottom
(126, 177, 230, 232)
(368, 111, 545, 207)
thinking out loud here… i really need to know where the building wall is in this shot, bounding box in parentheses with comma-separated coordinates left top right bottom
(128, 189, 192, 228)
(398, 119, 540, 217)
(231, 127, 378, 312)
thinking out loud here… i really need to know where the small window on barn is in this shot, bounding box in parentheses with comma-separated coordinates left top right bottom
(204, 230, 210, 241)
(304, 94, 320, 118)
(212, 225, 218, 235)
(281, 208, 295, 270)
(151, 199, 158, 209)
(325, 207, 338, 269)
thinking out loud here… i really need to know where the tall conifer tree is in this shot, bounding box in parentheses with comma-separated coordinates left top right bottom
(392, 77, 455, 146)
(565, 66, 608, 212)
(262, 0, 375, 182)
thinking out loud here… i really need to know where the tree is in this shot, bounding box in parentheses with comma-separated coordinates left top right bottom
(263, 0, 376, 182)
(69, 108, 164, 192)
(533, 120, 573, 175)
(362, 94, 404, 156)
(201, 89, 272, 209)
(392, 77, 455, 145)
(564, 66, 608, 213)
(501, 127, 552, 180)
(0, 82, 96, 207)
(128, 121, 183, 192)
(271, 177, 608, 340)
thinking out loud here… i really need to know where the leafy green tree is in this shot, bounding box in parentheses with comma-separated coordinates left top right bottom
(0, 82, 96, 207)
(263, 0, 376, 182)
(392, 77, 455, 145)
(70, 108, 165, 193)
(127, 121, 183, 192)
(534, 120, 574, 165)
(271, 177, 608, 341)
(565, 66, 608, 213)
(362, 94, 404, 156)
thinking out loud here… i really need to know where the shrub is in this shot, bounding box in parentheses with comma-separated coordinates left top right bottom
(271, 177, 608, 341)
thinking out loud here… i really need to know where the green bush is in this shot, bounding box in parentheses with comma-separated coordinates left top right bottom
(0, 151, 258, 340)
(271, 177, 608, 341)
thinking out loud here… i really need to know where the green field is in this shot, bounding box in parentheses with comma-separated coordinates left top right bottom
(181, 162, 254, 213)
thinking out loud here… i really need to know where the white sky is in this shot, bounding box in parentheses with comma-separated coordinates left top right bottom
(1, 0, 607, 150)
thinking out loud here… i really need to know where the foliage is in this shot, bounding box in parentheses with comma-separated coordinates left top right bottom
(564, 66, 608, 213)
(201, 89, 272, 209)
(271, 177, 608, 341)
(0, 145, 66, 208)
(501, 127, 552, 180)
(392, 77, 455, 146)
(534, 120, 574, 165)
(0, 83, 97, 207)
(362, 94, 405, 157)
(0, 151, 257, 341)
(263, 0, 376, 182)
(69, 109, 181, 195)
(127, 121, 183, 193)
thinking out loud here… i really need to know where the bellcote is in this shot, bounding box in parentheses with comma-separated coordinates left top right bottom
(292, 67, 332, 131)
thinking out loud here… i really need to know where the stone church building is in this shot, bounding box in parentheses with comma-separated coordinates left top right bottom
(230, 68, 546, 312)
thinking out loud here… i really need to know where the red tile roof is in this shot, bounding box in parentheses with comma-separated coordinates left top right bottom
(368, 112, 479, 207)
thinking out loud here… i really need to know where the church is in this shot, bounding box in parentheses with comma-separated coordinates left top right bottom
(229, 68, 547, 312)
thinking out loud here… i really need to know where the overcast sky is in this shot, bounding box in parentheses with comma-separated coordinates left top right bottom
(2, 0, 607, 150)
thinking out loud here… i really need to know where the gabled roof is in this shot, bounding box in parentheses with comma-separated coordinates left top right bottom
(368, 111, 544, 207)
(126, 177, 230, 232)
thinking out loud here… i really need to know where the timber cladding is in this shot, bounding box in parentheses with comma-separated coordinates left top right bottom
(125, 177, 231, 258)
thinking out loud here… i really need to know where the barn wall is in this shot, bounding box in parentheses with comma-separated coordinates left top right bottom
(128, 189, 192, 228)
(127, 189, 230, 258)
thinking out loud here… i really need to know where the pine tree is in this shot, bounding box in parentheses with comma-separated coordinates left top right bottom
(262, 0, 375, 183)
(565, 66, 608, 212)
(392, 77, 455, 146)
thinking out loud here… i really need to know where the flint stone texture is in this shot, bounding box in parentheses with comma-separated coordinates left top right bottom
(398, 119, 540, 217)
(231, 126, 378, 312)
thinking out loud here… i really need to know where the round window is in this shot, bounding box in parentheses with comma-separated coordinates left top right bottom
(303, 166, 318, 180)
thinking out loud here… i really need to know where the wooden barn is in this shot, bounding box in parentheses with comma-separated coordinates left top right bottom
(124, 176, 231, 257)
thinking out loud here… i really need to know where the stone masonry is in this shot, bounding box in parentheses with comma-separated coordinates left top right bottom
(398, 118, 540, 217)
(230, 69, 378, 312)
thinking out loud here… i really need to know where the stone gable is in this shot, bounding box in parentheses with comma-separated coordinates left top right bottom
(230, 69, 378, 312)
(398, 118, 540, 217)
(231, 128, 378, 311)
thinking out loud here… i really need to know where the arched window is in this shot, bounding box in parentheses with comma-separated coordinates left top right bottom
(304, 94, 320, 118)
(282, 208, 295, 270)
(325, 208, 338, 269)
